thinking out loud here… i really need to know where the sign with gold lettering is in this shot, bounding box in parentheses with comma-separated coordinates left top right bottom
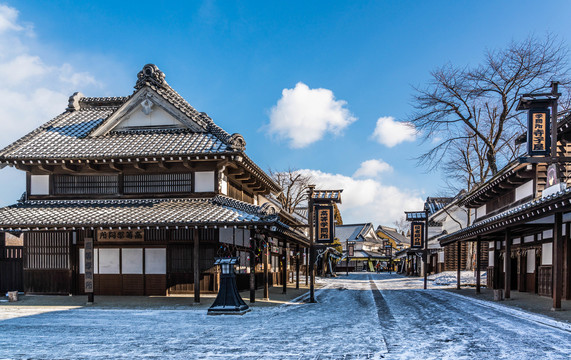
(97, 229, 144, 242)
(84, 238, 94, 293)
(315, 205, 334, 243)
(411, 222, 424, 248)
(528, 109, 550, 156)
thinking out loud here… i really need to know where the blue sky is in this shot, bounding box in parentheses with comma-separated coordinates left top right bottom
(0, 1, 570, 225)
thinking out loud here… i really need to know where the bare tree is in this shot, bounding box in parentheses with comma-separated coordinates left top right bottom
(393, 216, 409, 235)
(410, 35, 569, 189)
(269, 168, 312, 213)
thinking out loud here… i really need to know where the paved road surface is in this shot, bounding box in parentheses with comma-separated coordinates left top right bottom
(0, 273, 569, 359)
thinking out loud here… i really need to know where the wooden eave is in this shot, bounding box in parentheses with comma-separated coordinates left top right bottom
(462, 163, 534, 208)
(440, 189, 571, 246)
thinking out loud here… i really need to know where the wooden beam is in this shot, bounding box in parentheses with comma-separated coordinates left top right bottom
(182, 159, 194, 170)
(553, 211, 563, 309)
(505, 229, 511, 299)
(108, 162, 122, 172)
(37, 163, 54, 173)
(194, 228, 200, 304)
(133, 162, 145, 172)
(476, 236, 481, 294)
(249, 235, 256, 303)
(61, 162, 79, 173)
(157, 160, 169, 170)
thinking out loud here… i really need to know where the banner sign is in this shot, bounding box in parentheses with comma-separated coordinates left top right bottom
(528, 109, 550, 156)
(84, 238, 94, 293)
(315, 205, 335, 243)
(348, 244, 354, 257)
(97, 229, 144, 242)
(411, 222, 424, 248)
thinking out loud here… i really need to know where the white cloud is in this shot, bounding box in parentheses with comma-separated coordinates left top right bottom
(353, 159, 393, 178)
(0, 4, 101, 149)
(371, 116, 416, 147)
(267, 82, 356, 148)
(299, 168, 423, 226)
(0, 4, 23, 33)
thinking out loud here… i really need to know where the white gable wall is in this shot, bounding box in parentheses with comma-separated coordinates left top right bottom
(115, 105, 185, 130)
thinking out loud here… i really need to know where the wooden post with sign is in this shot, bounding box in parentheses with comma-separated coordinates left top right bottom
(308, 185, 316, 303)
(84, 237, 94, 303)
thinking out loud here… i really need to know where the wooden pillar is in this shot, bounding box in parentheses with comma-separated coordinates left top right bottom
(282, 243, 287, 294)
(305, 247, 309, 285)
(565, 222, 571, 300)
(456, 241, 461, 290)
(193, 228, 200, 303)
(553, 211, 563, 309)
(476, 236, 481, 294)
(295, 244, 300, 289)
(249, 233, 256, 303)
(505, 229, 511, 299)
(263, 242, 269, 300)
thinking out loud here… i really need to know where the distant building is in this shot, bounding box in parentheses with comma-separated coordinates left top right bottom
(336, 223, 389, 272)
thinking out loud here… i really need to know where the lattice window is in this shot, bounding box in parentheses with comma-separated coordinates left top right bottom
(54, 174, 119, 195)
(124, 173, 192, 194)
(24, 232, 70, 270)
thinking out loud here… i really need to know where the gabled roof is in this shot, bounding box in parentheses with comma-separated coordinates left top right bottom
(376, 225, 410, 245)
(335, 223, 379, 243)
(0, 65, 243, 161)
(0, 64, 282, 193)
(425, 197, 453, 215)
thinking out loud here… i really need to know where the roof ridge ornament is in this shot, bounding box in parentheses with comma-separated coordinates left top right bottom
(135, 64, 166, 90)
(67, 92, 85, 112)
(228, 133, 246, 151)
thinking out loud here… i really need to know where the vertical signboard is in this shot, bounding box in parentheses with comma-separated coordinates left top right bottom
(84, 238, 94, 293)
(411, 222, 424, 248)
(528, 109, 550, 156)
(315, 205, 334, 243)
(348, 244, 354, 257)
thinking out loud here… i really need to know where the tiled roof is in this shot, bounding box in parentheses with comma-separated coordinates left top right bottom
(0, 195, 280, 230)
(0, 107, 229, 159)
(0, 64, 239, 161)
(439, 187, 571, 245)
(424, 197, 453, 215)
(312, 190, 342, 203)
(377, 225, 410, 245)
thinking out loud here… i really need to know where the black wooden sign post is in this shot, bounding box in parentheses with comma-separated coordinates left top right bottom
(405, 210, 429, 289)
(307, 187, 343, 303)
(84, 237, 94, 303)
(516, 82, 565, 310)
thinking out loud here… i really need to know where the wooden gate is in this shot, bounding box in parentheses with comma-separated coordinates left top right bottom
(0, 245, 24, 292)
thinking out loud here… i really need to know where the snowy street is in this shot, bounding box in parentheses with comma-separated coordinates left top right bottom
(1, 273, 570, 359)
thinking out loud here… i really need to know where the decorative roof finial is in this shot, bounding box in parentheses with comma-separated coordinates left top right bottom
(228, 133, 246, 151)
(135, 64, 166, 90)
(66, 92, 84, 112)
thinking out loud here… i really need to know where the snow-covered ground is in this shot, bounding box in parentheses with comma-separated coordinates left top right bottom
(429, 270, 486, 286)
(0, 273, 569, 359)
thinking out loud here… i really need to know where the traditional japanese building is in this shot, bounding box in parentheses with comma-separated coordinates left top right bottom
(439, 112, 571, 307)
(0, 64, 308, 297)
(336, 223, 389, 272)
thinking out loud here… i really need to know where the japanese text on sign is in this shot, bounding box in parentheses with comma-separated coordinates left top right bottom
(97, 229, 144, 242)
(411, 222, 424, 248)
(528, 110, 550, 156)
(84, 238, 94, 293)
(315, 205, 334, 243)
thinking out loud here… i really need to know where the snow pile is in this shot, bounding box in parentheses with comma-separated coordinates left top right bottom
(429, 270, 487, 286)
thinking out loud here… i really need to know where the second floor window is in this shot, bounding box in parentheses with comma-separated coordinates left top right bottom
(54, 174, 119, 195)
